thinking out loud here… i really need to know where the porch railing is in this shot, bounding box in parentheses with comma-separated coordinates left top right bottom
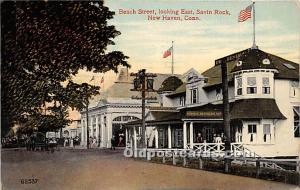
(187, 142, 261, 158)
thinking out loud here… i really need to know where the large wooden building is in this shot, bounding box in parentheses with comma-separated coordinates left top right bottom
(126, 48, 300, 158)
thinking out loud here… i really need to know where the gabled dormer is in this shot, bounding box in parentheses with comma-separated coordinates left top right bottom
(185, 70, 208, 106)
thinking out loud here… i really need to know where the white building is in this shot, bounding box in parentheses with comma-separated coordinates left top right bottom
(80, 68, 181, 148)
(126, 48, 300, 158)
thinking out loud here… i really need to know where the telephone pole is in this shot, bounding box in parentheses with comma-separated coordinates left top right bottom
(130, 69, 157, 148)
(221, 59, 231, 173)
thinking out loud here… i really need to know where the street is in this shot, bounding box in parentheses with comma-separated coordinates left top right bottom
(1, 148, 298, 190)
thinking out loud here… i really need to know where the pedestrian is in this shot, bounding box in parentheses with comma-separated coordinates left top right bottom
(215, 134, 222, 143)
(64, 138, 68, 147)
(111, 136, 116, 150)
(89, 137, 93, 149)
(70, 137, 74, 148)
(92, 137, 97, 148)
(196, 133, 203, 143)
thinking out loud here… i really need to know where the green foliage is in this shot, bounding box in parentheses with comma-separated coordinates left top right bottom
(1, 1, 129, 136)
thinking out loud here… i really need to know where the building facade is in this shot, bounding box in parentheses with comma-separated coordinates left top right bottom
(126, 48, 300, 158)
(80, 68, 181, 148)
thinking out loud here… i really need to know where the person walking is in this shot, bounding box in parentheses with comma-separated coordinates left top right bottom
(70, 137, 74, 148)
(111, 136, 116, 150)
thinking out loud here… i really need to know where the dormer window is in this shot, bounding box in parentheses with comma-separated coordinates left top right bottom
(179, 96, 186, 106)
(187, 73, 194, 82)
(262, 58, 270, 65)
(216, 88, 222, 100)
(247, 77, 257, 94)
(236, 61, 242, 66)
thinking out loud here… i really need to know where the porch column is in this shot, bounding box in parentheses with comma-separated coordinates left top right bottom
(155, 127, 159, 148)
(133, 126, 137, 157)
(129, 128, 133, 148)
(95, 115, 99, 144)
(125, 127, 128, 147)
(81, 118, 85, 146)
(106, 113, 112, 148)
(183, 122, 187, 149)
(90, 116, 94, 138)
(168, 125, 172, 149)
(100, 115, 105, 147)
(190, 122, 194, 149)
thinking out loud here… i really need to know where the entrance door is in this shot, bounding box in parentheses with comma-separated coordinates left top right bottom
(204, 127, 214, 143)
(112, 124, 126, 147)
(173, 128, 183, 148)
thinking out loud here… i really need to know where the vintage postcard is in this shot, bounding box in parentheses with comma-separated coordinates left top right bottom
(1, 0, 300, 190)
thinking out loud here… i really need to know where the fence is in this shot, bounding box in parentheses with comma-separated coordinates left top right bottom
(129, 148, 300, 185)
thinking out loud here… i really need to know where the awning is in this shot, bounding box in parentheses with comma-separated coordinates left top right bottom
(230, 98, 286, 120)
(125, 111, 182, 127)
(181, 99, 286, 120)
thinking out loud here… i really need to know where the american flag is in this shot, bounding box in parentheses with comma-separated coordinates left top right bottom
(238, 4, 253, 22)
(163, 47, 172, 58)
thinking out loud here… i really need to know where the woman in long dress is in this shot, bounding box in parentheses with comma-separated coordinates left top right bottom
(70, 137, 74, 148)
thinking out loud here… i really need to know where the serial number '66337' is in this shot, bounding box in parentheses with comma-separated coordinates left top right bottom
(20, 177, 39, 184)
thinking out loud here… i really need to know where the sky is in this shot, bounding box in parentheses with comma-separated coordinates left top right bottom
(70, 0, 300, 121)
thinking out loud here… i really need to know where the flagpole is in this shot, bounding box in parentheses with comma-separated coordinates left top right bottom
(171, 41, 174, 74)
(252, 2, 257, 49)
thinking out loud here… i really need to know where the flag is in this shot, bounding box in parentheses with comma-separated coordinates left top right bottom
(100, 76, 104, 84)
(163, 47, 172, 58)
(238, 4, 253, 22)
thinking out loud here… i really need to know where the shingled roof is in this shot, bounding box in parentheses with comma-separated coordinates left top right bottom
(166, 83, 186, 97)
(202, 48, 299, 90)
(230, 98, 286, 120)
(231, 49, 277, 72)
(180, 98, 286, 120)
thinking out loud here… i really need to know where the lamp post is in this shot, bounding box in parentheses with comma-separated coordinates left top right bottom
(131, 69, 157, 148)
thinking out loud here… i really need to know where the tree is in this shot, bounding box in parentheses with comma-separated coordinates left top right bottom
(1, 1, 129, 136)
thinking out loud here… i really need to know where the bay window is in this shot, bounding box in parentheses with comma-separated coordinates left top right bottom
(262, 77, 270, 94)
(247, 77, 257, 94)
(236, 77, 242, 95)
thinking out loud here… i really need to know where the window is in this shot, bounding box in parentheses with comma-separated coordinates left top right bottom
(191, 88, 198, 104)
(294, 106, 300, 137)
(247, 87, 257, 94)
(216, 88, 222, 100)
(248, 125, 257, 133)
(236, 77, 242, 95)
(263, 124, 271, 143)
(179, 96, 186, 106)
(262, 77, 270, 94)
(247, 77, 257, 94)
(248, 124, 257, 142)
(290, 81, 299, 98)
(283, 63, 296, 70)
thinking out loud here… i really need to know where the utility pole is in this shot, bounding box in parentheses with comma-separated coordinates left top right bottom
(83, 84, 90, 149)
(221, 59, 231, 173)
(86, 99, 89, 149)
(131, 69, 157, 148)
